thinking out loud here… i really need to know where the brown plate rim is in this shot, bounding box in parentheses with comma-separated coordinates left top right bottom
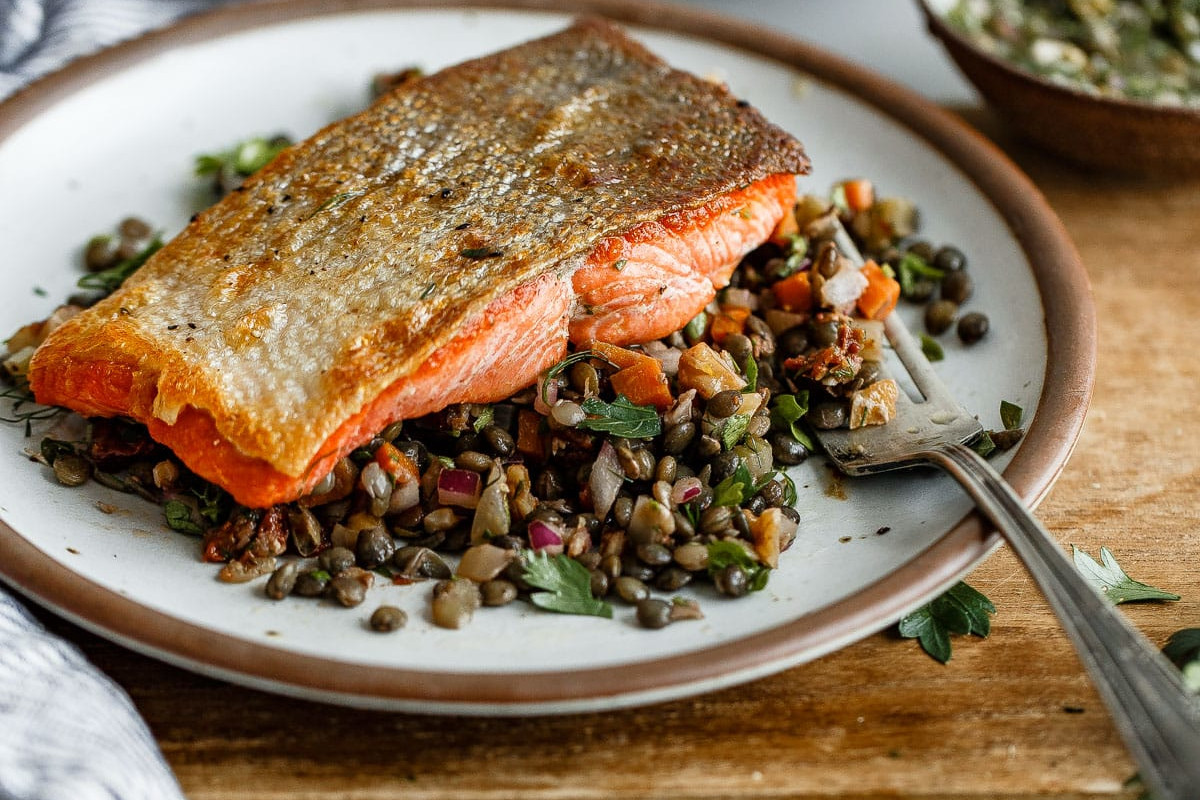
(0, 0, 1096, 711)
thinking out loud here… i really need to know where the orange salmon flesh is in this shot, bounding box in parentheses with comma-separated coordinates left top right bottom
(29, 20, 808, 507)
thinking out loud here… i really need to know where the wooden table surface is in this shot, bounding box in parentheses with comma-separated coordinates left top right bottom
(28, 110, 1200, 799)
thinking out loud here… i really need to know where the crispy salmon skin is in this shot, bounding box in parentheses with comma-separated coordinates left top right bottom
(29, 19, 809, 507)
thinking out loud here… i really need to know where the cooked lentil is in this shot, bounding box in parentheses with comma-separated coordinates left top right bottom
(4, 170, 1001, 632)
(369, 605, 408, 632)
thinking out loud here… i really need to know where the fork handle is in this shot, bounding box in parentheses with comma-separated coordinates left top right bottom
(928, 442, 1200, 800)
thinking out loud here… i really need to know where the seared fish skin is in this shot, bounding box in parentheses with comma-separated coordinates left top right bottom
(30, 18, 809, 507)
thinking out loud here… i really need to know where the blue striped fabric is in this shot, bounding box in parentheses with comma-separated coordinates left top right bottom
(0, 595, 186, 799)
(0, 0, 228, 100)
(1, 5, 229, 796)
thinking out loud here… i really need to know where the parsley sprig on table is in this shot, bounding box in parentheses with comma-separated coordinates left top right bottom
(898, 581, 995, 663)
(903, 545, 1181, 665)
(1072, 546, 1180, 604)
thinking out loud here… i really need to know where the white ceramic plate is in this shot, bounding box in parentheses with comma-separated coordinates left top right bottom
(0, 1, 1093, 714)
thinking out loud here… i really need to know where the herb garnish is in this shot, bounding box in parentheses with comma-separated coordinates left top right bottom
(540, 351, 597, 405)
(712, 462, 754, 507)
(707, 540, 769, 591)
(472, 406, 494, 433)
(766, 470, 799, 506)
(974, 400, 1026, 457)
(77, 237, 163, 294)
(973, 432, 998, 458)
(577, 395, 661, 439)
(1072, 546, 1180, 604)
(895, 252, 945, 299)
(195, 135, 291, 179)
(920, 334, 945, 362)
(521, 550, 613, 618)
(315, 190, 365, 214)
(612, 259, 627, 271)
(1000, 400, 1023, 431)
(741, 353, 758, 392)
(830, 183, 849, 215)
(783, 234, 809, 275)
(898, 581, 995, 663)
(0, 380, 63, 434)
(769, 392, 814, 451)
(542, 350, 618, 390)
(164, 499, 205, 536)
(710, 462, 790, 508)
(720, 414, 750, 451)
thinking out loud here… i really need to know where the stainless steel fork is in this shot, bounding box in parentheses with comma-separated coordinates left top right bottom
(813, 231, 1200, 800)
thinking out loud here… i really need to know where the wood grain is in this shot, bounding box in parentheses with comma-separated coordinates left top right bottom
(30, 113, 1200, 799)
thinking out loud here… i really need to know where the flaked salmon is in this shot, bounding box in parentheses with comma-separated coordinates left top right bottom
(29, 19, 809, 507)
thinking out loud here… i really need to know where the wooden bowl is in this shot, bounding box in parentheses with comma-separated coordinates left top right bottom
(918, 0, 1200, 177)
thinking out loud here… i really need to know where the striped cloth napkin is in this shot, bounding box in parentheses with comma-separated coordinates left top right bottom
(0, 0, 226, 100)
(0, 600, 186, 799)
(1, 5, 231, 798)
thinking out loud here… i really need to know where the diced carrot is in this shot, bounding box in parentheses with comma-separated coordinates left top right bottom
(374, 441, 419, 483)
(517, 409, 545, 460)
(588, 340, 656, 371)
(856, 260, 900, 320)
(768, 208, 799, 246)
(841, 178, 875, 213)
(772, 271, 813, 313)
(709, 306, 751, 345)
(610, 358, 673, 409)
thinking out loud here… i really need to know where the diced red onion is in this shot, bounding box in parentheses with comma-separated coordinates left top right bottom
(527, 519, 565, 554)
(589, 441, 622, 520)
(437, 468, 481, 509)
(671, 477, 703, 507)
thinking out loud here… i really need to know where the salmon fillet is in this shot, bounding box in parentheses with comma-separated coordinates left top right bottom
(29, 19, 809, 508)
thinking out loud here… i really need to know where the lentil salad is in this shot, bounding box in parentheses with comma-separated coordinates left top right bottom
(1, 128, 1008, 633)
